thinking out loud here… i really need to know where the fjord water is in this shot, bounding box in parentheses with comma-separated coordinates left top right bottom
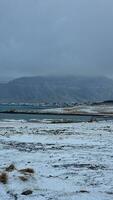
(0, 103, 91, 122)
(0, 113, 92, 122)
(0, 103, 109, 122)
(0, 103, 53, 111)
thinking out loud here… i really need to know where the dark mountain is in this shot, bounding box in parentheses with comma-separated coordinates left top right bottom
(0, 76, 113, 103)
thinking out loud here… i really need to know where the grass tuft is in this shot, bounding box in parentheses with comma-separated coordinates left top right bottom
(0, 172, 8, 184)
(5, 164, 16, 172)
(19, 176, 28, 182)
(19, 168, 35, 174)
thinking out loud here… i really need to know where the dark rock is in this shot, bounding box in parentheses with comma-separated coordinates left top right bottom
(21, 190, 33, 195)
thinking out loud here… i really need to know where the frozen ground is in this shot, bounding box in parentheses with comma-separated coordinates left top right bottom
(0, 120, 113, 200)
(39, 104, 113, 115)
(63, 105, 113, 114)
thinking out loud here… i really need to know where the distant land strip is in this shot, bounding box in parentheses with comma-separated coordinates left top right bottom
(0, 110, 113, 118)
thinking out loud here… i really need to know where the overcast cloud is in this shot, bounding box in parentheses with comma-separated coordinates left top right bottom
(0, 0, 113, 80)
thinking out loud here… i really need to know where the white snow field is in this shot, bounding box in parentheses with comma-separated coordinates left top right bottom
(0, 120, 113, 200)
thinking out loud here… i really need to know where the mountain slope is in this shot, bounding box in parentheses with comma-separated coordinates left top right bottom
(0, 76, 113, 103)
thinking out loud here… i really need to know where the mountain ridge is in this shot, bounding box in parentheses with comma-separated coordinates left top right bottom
(0, 76, 113, 103)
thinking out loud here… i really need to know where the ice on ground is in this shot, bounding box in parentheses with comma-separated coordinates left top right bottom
(0, 120, 113, 199)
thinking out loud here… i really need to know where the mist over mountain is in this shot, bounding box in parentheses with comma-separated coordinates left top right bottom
(0, 76, 113, 103)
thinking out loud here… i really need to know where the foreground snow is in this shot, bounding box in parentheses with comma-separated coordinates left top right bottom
(0, 120, 113, 199)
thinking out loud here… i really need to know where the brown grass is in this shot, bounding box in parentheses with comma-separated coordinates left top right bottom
(19, 168, 35, 174)
(5, 164, 16, 172)
(19, 176, 28, 182)
(0, 172, 8, 184)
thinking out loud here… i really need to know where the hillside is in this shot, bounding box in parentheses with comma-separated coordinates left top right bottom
(0, 76, 113, 103)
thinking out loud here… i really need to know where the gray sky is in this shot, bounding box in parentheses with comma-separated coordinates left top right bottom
(0, 0, 113, 80)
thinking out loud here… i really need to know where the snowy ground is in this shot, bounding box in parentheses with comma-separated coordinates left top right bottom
(39, 104, 113, 115)
(63, 104, 113, 114)
(0, 120, 113, 200)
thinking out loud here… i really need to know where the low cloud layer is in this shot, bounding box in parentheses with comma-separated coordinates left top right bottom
(0, 0, 113, 79)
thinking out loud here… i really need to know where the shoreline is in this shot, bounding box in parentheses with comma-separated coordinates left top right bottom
(0, 110, 113, 118)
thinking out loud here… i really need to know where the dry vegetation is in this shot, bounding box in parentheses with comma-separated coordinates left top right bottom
(0, 172, 8, 184)
(5, 164, 16, 172)
(19, 168, 35, 174)
(18, 176, 28, 182)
